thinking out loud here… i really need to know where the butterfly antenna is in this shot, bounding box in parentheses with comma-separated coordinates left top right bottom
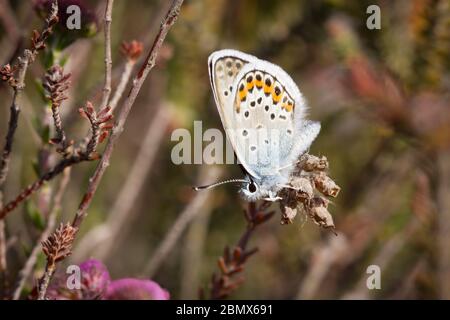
(193, 178, 248, 191)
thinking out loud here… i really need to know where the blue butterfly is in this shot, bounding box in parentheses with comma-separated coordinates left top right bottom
(197, 49, 320, 202)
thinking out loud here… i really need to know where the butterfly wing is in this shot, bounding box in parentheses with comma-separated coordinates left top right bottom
(209, 50, 320, 181)
(208, 50, 260, 178)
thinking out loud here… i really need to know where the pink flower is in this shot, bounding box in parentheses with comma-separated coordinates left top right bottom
(46, 259, 110, 300)
(105, 278, 170, 300)
(45, 259, 169, 300)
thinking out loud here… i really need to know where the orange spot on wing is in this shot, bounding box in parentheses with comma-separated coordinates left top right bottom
(239, 88, 248, 101)
(272, 89, 283, 103)
(255, 79, 263, 88)
(246, 81, 254, 91)
(283, 102, 294, 112)
(264, 84, 273, 95)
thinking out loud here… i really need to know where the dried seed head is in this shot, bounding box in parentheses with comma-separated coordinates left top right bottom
(281, 206, 298, 225)
(313, 172, 341, 197)
(300, 154, 329, 172)
(308, 197, 335, 230)
(79, 102, 114, 158)
(279, 187, 301, 224)
(42, 223, 76, 264)
(290, 176, 314, 199)
(43, 65, 71, 106)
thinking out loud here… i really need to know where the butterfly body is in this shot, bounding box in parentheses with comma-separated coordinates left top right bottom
(208, 49, 320, 201)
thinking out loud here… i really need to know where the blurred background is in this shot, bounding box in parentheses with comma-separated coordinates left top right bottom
(0, 0, 449, 299)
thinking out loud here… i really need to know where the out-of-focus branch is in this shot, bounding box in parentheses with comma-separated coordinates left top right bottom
(0, 102, 112, 220)
(13, 168, 71, 300)
(109, 41, 143, 112)
(437, 151, 450, 298)
(70, 0, 185, 230)
(72, 105, 170, 261)
(341, 169, 433, 299)
(0, 0, 59, 293)
(100, 0, 114, 108)
(180, 195, 215, 299)
(143, 166, 223, 277)
(0, 0, 59, 188)
(34, 0, 184, 300)
(296, 153, 414, 299)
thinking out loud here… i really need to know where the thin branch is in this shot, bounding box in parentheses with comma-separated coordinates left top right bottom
(0, 0, 59, 292)
(100, 0, 114, 108)
(142, 166, 223, 277)
(180, 195, 215, 299)
(13, 168, 71, 300)
(109, 60, 133, 112)
(32, 0, 184, 298)
(109, 41, 143, 112)
(205, 202, 274, 300)
(72, 105, 170, 261)
(0, 103, 112, 220)
(71, 0, 185, 231)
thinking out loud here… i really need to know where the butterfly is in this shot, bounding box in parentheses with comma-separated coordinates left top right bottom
(197, 49, 320, 202)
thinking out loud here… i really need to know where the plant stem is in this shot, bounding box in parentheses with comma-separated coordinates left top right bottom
(12, 168, 71, 300)
(37, 261, 55, 300)
(71, 0, 185, 230)
(100, 0, 114, 108)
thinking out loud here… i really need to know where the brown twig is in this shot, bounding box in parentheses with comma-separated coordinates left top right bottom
(13, 168, 71, 300)
(206, 202, 275, 300)
(73, 105, 170, 261)
(109, 41, 144, 112)
(0, 0, 59, 293)
(33, 0, 184, 299)
(70, 0, 185, 231)
(0, 102, 112, 220)
(100, 0, 114, 108)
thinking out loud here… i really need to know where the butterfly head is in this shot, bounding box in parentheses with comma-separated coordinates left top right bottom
(238, 175, 270, 201)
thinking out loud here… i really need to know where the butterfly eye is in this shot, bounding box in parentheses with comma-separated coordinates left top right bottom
(247, 182, 258, 193)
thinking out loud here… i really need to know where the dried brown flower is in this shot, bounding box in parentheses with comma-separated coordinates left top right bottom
(279, 154, 340, 231)
(78, 102, 114, 158)
(44, 65, 72, 150)
(42, 223, 76, 264)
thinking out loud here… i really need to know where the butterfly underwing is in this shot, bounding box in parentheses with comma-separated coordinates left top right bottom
(208, 49, 320, 201)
